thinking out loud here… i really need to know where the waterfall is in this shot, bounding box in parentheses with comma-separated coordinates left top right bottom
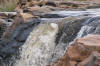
(69, 16, 100, 46)
(15, 23, 58, 66)
(76, 26, 93, 38)
(1, 8, 100, 66)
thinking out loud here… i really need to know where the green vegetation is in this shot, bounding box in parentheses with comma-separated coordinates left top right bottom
(0, 0, 18, 12)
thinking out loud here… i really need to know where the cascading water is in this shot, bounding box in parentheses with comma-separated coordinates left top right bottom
(1, 9, 100, 66)
(14, 17, 93, 66)
(68, 16, 100, 47)
(15, 23, 58, 66)
(14, 11, 100, 66)
(76, 16, 100, 37)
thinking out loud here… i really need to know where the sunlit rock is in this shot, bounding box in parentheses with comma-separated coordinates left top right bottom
(78, 51, 100, 66)
(50, 34, 100, 66)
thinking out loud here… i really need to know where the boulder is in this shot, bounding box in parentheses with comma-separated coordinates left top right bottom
(20, 13, 37, 22)
(50, 34, 100, 66)
(28, 6, 51, 13)
(0, 12, 17, 19)
(40, 14, 65, 18)
(67, 34, 100, 61)
(78, 51, 100, 66)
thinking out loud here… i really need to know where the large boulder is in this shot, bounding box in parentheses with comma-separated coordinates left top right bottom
(50, 34, 100, 66)
(68, 34, 100, 61)
(78, 51, 100, 66)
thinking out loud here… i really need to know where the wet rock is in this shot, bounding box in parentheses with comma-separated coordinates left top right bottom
(0, 18, 13, 40)
(0, 19, 12, 27)
(45, 1, 56, 7)
(40, 17, 88, 64)
(0, 21, 7, 39)
(0, 16, 40, 66)
(0, 12, 17, 19)
(55, 17, 88, 44)
(0, 13, 8, 19)
(40, 14, 65, 18)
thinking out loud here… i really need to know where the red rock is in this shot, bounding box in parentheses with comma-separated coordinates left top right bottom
(50, 53, 70, 66)
(67, 46, 84, 61)
(78, 51, 100, 66)
(69, 61, 77, 66)
(68, 34, 100, 61)
(50, 34, 100, 66)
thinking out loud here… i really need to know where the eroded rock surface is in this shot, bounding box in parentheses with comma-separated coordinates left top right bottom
(50, 34, 100, 66)
(78, 51, 100, 66)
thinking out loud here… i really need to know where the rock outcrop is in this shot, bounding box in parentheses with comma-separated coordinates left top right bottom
(0, 13, 40, 66)
(50, 34, 100, 66)
(78, 51, 100, 66)
(16, 0, 100, 13)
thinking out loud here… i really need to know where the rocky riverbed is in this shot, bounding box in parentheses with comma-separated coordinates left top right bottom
(0, 0, 100, 66)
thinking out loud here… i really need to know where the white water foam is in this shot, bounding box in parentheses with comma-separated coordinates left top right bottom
(15, 23, 58, 66)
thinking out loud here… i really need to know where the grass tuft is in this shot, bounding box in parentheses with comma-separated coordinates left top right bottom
(0, 0, 18, 12)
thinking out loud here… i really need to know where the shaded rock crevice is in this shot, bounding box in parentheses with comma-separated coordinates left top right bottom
(0, 18, 40, 66)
